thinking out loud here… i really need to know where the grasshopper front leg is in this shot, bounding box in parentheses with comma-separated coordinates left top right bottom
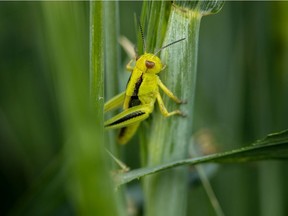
(157, 77, 186, 104)
(156, 93, 186, 117)
(104, 104, 153, 129)
(156, 78, 186, 117)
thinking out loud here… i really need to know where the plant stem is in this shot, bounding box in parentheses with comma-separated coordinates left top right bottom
(90, 1, 104, 117)
(143, 6, 201, 216)
(142, 1, 224, 215)
(103, 0, 121, 152)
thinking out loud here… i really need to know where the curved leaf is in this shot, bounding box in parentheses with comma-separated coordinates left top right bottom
(116, 129, 288, 186)
(173, 0, 224, 16)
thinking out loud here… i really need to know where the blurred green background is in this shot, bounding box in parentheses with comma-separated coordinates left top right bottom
(0, 1, 287, 216)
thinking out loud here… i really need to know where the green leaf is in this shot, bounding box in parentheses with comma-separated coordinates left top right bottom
(141, 2, 201, 216)
(116, 129, 288, 186)
(140, 1, 225, 216)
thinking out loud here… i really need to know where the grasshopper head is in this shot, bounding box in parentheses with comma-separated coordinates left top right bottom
(136, 53, 163, 74)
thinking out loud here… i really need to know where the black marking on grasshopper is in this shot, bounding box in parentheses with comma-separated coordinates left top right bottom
(127, 74, 143, 108)
(125, 73, 143, 108)
(129, 96, 141, 107)
(105, 111, 145, 127)
(132, 74, 143, 96)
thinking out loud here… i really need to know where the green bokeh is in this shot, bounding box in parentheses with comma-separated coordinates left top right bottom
(0, 1, 287, 216)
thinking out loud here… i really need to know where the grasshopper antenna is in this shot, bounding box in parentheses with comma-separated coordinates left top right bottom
(137, 17, 146, 53)
(154, 37, 186, 56)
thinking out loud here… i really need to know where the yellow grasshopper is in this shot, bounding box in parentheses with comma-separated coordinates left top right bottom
(104, 24, 186, 144)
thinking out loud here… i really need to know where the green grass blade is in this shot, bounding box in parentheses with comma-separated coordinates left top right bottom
(103, 1, 121, 100)
(141, 1, 224, 216)
(38, 2, 119, 215)
(117, 129, 288, 186)
(103, 1, 122, 153)
(90, 1, 104, 115)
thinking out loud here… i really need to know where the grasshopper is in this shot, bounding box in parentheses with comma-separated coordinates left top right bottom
(104, 24, 186, 144)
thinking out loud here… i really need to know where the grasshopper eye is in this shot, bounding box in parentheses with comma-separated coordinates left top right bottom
(145, 60, 155, 69)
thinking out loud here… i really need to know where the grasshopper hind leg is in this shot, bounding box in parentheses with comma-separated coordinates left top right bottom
(105, 104, 153, 144)
(104, 104, 152, 129)
(118, 123, 140, 144)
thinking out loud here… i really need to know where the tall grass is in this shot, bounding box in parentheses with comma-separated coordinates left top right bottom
(0, 1, 287, 216)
